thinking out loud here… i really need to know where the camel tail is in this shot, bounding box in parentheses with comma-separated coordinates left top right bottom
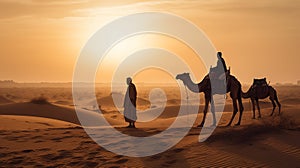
(241, 86, 252, 98)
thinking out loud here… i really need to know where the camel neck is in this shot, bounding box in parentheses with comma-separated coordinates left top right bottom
(182, 76, 200, 93)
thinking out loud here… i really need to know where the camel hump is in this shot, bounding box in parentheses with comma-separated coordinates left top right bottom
(253, 78, 268, 87)
(252, 78, 269, 94)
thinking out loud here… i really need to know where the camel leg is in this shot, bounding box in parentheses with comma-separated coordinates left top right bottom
(236, 96, 244, 125)
(198, 95, 209, 127)
(255, 98, 261, 118)
(227, 98, 238, 126)
(275, 98, 281, 115)
(211, 97, 216, 126)
(274, 93, 281, 115)
(270, 87, 281, 115)
(251, 98, 256, 119)
(270, 98, 276, 116)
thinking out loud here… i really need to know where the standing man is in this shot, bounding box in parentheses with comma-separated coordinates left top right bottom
(123, 77, 137, 128)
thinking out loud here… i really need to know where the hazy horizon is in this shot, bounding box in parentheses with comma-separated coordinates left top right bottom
(0, 80, 299, 86)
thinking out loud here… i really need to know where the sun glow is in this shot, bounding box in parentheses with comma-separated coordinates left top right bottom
(95, 33, 207, 84)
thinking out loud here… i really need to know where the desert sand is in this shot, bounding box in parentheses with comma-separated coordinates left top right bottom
(0, 84, 299, 167)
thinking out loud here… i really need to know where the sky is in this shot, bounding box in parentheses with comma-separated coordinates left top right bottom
(0, 0, 299, 84)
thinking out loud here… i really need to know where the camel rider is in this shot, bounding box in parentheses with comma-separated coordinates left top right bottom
(210, 51, 228, 80)
(216, 52, 227, 73)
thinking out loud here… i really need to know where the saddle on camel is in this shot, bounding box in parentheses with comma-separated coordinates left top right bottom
(205, 52, 230, 94)
(251, 78, 269, 97)
(208, 68, 230, 94)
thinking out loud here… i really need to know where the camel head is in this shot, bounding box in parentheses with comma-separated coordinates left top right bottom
(176, 72, 202, 92)
(175, 72, 190, 81)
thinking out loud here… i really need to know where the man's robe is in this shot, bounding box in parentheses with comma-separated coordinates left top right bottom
(123, 83, 137, 122)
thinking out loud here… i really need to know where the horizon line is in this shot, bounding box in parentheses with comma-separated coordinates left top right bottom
(0, 80, 298, 86)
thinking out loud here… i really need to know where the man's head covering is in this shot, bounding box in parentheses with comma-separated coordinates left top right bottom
(126, 77, 132, 85)
(217, 51, 222, 58)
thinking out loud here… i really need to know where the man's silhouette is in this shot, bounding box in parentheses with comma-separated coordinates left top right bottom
(216, 51, 227, 73)
(123, 77, 137, 128)
(210, 51, 228, 79)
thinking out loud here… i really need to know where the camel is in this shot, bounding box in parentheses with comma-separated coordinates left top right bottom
(176, 72, 244, 127)
(242, 78, 281, 119)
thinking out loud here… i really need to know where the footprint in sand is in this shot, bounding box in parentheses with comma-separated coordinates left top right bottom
(37, 148, 51, 151)
(84, 140, 93, 144)
(32, 135, 43, 139)
(21, 149, 34, 153)
(34, 140, 44, 143)
(0, 131, 8, 135)
(50, 138, 62, 142)
(58, 149, 73, 157)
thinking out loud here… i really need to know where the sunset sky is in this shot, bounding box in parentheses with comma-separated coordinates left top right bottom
(0, 0, 299, 84)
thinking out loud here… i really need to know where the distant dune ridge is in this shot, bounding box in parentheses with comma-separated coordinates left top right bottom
(0, 85, 299, 167)
(0, 102, 80, 124)
(0, 95, 14, 104)
(97, 93, 151, 111)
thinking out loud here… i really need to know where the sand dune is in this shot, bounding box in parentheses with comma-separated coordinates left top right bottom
(0, 102, 125, 127)
(0, 85, 299, 167)
(0, 102, 80, 124)
(0, 115, 76, 130)
(0, 113, 299, 167)
(280, 97, 300, 105)
(0, 95, 14, 104)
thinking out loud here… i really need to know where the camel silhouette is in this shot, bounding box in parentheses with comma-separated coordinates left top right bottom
(176, 72, 244, 127)
(242, 78, 281, 119)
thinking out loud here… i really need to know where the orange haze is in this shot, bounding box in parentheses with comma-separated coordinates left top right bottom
(0, 0, 299, 84)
